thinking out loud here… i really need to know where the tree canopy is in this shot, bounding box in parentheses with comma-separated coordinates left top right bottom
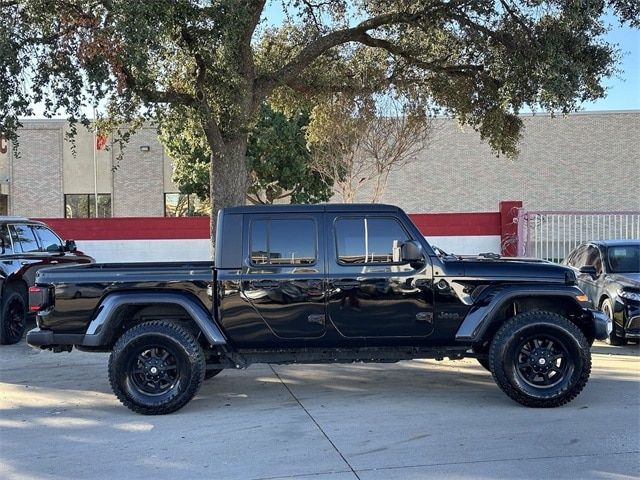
(161, 102, 333, 204)
(1, 0, 637, 239)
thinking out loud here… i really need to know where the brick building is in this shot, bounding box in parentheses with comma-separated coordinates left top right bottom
(0, 110, 638, 218)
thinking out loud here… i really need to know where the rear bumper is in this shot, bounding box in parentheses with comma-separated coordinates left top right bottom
(590, 309, 612, 341)
(26, 328, 102, 349)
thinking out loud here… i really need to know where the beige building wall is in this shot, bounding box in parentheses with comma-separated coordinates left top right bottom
(112, 126, 166, 217)
(363, 111, 640, 213)
(5, 111, 638, 218)
(62, 124, 113, 194)
(10, 122, 64, 218)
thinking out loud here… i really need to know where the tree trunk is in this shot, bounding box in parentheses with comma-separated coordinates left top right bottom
(209, 136, 249, 255)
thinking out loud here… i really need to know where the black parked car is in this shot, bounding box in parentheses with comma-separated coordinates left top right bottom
(0, 217, 94, 344)
(563, 240, 640, 345)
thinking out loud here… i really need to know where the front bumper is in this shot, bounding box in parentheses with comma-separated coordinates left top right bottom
(589, 309, 612, 341)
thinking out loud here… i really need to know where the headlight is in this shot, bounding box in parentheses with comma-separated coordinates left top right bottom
(618, 289, 640, 302)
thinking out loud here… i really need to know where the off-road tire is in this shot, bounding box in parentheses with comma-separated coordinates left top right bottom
(108, 321, 206, 415)
(602, 298, 626, 346)
(489, 311, 591, 408)
(204, 368, 223, 380)
(0, 286, 27, 345)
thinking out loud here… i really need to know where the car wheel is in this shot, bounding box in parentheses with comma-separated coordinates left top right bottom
(602, 298, 626, 346)
(476, 358, 491, 372)
(204, 368, 223, 380)
(489, 311, 591, 408)
(108, 321, 206, 415)
(0, 287, 27, 345)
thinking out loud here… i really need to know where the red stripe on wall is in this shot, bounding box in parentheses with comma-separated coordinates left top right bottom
(37, 217, 211, 240)
(37, 211, 501, 241)
(409, 212, 501, 236)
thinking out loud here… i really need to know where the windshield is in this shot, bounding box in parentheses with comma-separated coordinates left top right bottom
(607, 245, 640, 273)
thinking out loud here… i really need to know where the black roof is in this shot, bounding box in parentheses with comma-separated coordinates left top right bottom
(221, 203, 402, 214)
(0, 216, 45, 225)
(589, 239, 640, 247)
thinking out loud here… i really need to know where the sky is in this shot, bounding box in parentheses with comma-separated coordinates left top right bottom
(582, 17, 640, 110)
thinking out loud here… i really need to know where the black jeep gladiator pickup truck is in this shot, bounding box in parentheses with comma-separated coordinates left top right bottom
(27, 204, 611, 414)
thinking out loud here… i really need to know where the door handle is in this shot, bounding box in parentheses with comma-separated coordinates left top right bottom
(50, 260, 59, 264)
(333, 280, 360, 289)
(253, 280, 279, 289)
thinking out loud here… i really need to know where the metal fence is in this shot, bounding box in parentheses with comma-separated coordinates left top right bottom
(517, 210, 640, 262)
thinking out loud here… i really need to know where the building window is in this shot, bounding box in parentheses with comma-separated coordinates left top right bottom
(164, 193, 207, 217)
(64, 194, 112, 218)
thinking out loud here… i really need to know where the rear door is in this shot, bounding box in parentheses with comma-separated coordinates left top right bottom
(325, 214, 435, 341)
(240, 213, 327, 339)
(8, 224, 46, 286)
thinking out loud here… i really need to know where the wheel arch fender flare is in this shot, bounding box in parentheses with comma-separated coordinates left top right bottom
(85, 291, 226, 346)
(455, 285, 587, 343)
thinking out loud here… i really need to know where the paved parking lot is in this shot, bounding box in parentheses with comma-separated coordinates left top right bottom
(1, 340, 639, 480)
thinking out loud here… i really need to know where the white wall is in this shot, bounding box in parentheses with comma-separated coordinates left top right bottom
(78, 235, 501, 263)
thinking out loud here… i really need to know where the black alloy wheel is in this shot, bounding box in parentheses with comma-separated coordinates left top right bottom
(0, 290, 27, 345)
(128, 346, 180, 396)
(489, 311, 591, 408)
(109, 321, 206, 415)
(514, 334, 569, 388)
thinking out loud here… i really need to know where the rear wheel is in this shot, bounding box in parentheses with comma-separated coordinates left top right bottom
(489, 311, 591, 408)
(0, 287, 27, 345)
(108, 321, 206, 415)
(602, 298, 626, 346)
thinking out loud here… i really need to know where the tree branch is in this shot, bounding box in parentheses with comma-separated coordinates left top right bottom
(254, 6, 445, 100)
(120, 66, 197, 106)
(355, 32, 484, 75)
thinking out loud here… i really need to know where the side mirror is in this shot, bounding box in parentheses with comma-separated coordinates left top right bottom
(401, 240, 424, 264)
(579, 265, 597, 277)
(64, 239, 77, 253)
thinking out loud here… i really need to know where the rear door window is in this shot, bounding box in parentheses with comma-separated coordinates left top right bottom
(250, 219, 317, 266)
(9, 224, 40, 253)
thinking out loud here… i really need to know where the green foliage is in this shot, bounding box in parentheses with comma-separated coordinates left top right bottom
(0, 0, 637, 210)
(159, 103, 332, 204)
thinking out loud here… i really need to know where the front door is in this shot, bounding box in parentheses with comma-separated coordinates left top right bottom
(325, 215, 435, 341)
(240, 214, 326, 339)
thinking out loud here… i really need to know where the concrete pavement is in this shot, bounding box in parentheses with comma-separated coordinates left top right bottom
(1, 341, 638, 480)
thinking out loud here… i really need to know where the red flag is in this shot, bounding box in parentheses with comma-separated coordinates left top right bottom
(96, 134, 107, 150)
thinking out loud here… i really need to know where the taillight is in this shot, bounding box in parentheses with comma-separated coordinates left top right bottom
(29, 286, 51, 312)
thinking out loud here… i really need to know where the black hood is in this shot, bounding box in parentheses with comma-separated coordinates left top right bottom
(610, 273, 640, 289)
(438, 256, 573, 283)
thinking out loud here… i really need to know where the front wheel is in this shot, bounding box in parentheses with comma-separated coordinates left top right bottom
(489, 311, 591, 408)
(108, 321, 206, 415)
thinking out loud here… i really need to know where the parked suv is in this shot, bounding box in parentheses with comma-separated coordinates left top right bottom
(0, 217, 94, 344)
(563, 240, 640, 345)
